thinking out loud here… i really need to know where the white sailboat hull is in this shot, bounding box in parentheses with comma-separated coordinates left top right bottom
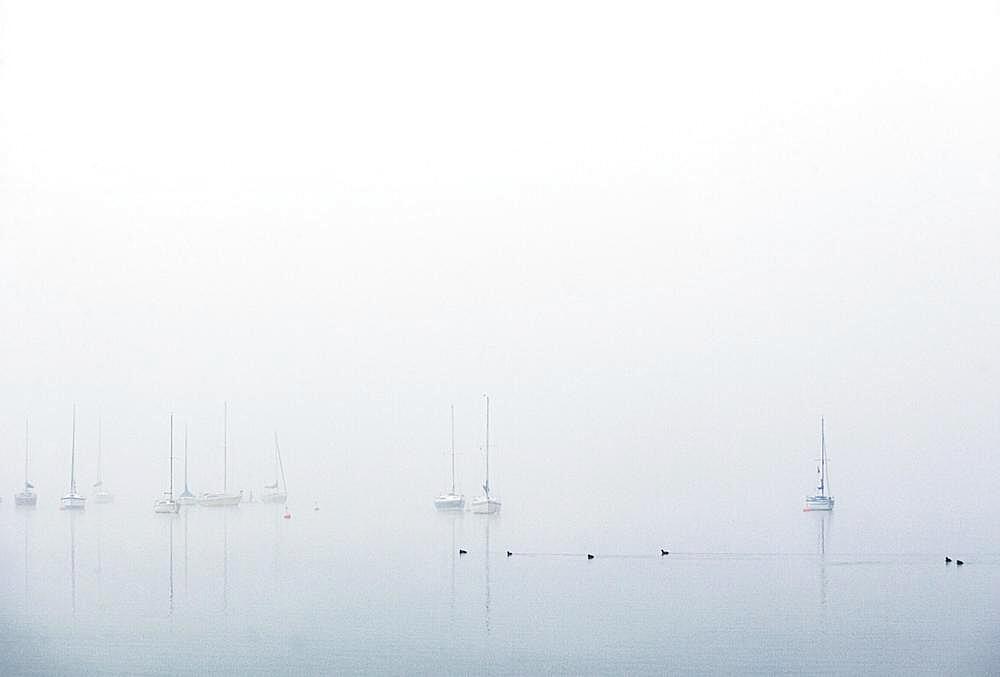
(261, 490, 287, 504)
(154, 498, 181, 514)
(92, 489, 115, 504)
(804, 495, 834, 511)
(471, 496, 501, 514)
(177, 493, 197, 505)
(198, 491, 242, 507)
(15, 491, 37, 506)
(434, 494, 466, 511)
(60, 493, 86, 510)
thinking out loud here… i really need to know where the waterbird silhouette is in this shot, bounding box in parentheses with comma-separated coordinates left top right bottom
(661, 549, 669, 556)
(459, 549, 468, 555)
(945, 556, 952, 563)
(956, 560, 964, 566)
(506, 551, 512, 557)
(587, 554, 595, 560)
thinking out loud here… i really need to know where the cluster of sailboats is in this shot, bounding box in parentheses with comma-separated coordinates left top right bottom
(11, 397, 834, 516)
(434, 395, 502, 514)
(432, 398, 837, 515)
(11, 402, 289, 514)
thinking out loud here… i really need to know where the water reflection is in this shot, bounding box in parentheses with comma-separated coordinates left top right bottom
(183, 507, 189, 595)
(22, 509, 31, 608)
(168, 515, 175, 616)
(483, 516, 491, 635)
(814, 512, 831, 608)
(68, 511, 78, 617)
(222, 509, 229, 612)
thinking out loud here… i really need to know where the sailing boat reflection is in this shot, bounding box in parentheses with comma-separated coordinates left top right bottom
(168, 514, 175, 615)
(22, 509, 31, 608)
(483, 517, 491, 635)
(815, 512, 831, 608)
(222, 510, 229, 612)
(69, 511, 78, 616)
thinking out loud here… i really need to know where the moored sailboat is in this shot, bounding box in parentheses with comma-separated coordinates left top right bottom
(92, 418, 114, 503)
(61, 407, 86, 510)
(177, 425, 196, 505)
(471, 394, 501, 514)
(14, 417, 37, 507)
(261, 432, 288, 503)
(804, 417, 835, 511)
(434, 405, 465, 511)
(198, 402, 242, 507)
(154, 414, 181, 514)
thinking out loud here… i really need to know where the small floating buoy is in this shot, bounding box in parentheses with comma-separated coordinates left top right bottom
(661, 549, 669, 556)
(459, 549, 468, 555)
(587, 554, 595, 560)
(956, 560, 964, 566)
(945, 556, 952, 563)
(506, 550, 512, 557)
(283, 506, 291, 519)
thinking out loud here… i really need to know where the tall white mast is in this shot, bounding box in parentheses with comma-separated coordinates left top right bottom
(274, 432, 287, 495)
(96, 417, 103, 485)
(820, 417, 830, 496)
(24, 417, 29, 487)
(183, 425, 189, 493)
(450, 404, 456, 495)
(169, 414, 175, 500)
(483, 394, 490, 498)
(223, 402, 228, 493)
(69, 406, 77, 494)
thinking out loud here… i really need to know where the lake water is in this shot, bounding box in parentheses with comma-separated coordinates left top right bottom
(1, 499, 998, 675)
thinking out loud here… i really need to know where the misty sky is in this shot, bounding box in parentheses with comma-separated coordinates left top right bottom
(1, 1, 998, 545)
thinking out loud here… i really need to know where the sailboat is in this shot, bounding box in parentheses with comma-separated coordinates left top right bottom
(803, 417, 835, 511)
(471, 394, 501, 514)
(14, 417, 37, 507)
(92, 418, 114, 503)
(61, 407, 86, 510)
(178, 425, 197, 505)
(198, 402, 242, 507)
(261, 432, 288, 503)
(434, 405, 465, 511)
(154, 414, 181, 514)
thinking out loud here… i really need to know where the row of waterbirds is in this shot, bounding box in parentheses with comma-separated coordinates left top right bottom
(11, 403, 289, 514)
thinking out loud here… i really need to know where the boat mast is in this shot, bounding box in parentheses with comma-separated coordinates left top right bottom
(169, 414, 175, 500)
(450, 404, 456, 495)
(183, 425, 189, 493)
(24, 416, 29, 488)
(223, 401, 228, 493)
(274, 432, 287, 495)
(70, 405, 77, 495)
(96, 417, 103, 485)
(819, 417, 826, 496)
(483, 394, 490, 498)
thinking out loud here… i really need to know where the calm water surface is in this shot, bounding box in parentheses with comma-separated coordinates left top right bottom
(1, 499, 997, 675)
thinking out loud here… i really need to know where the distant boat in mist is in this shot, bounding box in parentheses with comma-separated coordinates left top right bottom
(154, 414, 181, 514)
(198, 402, 242, 507)
(61, 407, 86, 510)
(92, 418, 114, 504)
(14, 417, 37, 507)
(177, 425, 197, 505)
(471, 394, 501, 515)
(803, 417, 834, 512)
(434, 405, 465, 511)
(261, 432, 288, 504)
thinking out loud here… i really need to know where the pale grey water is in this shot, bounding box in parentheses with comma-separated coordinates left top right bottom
(1, 499, 998, 675)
